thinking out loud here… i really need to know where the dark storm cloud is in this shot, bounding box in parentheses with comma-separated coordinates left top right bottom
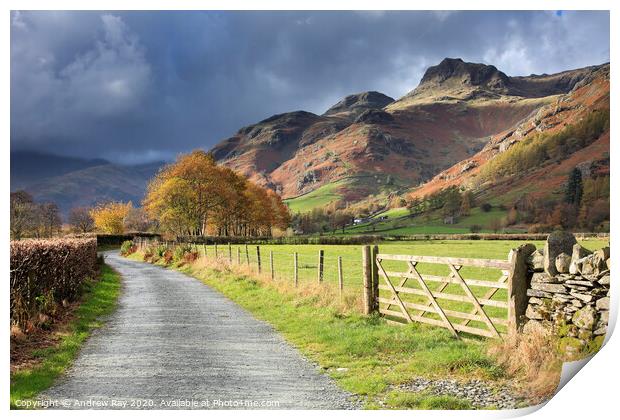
(10, 10, 610, 164)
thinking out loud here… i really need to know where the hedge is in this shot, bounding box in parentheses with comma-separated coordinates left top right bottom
(10, 238, 98, 328)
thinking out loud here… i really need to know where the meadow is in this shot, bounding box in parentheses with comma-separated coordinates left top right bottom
(181, 238, 608, 335)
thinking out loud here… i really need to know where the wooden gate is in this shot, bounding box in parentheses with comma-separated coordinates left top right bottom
(375, 253, 513, 339)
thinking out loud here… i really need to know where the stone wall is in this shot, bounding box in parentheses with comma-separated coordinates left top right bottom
(522, 232, 610, 355)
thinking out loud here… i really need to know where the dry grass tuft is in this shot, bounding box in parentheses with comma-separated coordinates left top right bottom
(488, 323, 561, 402)
(190, 256, 363, 315)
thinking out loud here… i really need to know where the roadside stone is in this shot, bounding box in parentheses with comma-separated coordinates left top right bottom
(570, 299, 583, 308)
(593, 326, 607, 336)
(526, 305, 545, 320)
(544, 231, 577, 276)
(598, 275, 610, 286)
(394, 377, 520, 409)
(572, 243, 592, 262)
(528, 249, 544, 272)
(531, 272, 556, 283)
(572, 306, 597, 330)
(565, 280, 595, 287)
(569, 292, 594, 303)
(596, 297, 610, 310)
(528, 297, 543, 305)
(555, 253, 571, 274)
(527, 289, 552, 298)
(531, 282, 567, 294)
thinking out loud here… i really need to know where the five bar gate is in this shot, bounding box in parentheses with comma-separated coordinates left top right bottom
(365, 244, 533, 339)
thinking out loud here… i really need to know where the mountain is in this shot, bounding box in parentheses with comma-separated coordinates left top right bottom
(10, 151, 163, 217)
(212, 58, 606, 211)
(407, 63, 610, 206)
(11, 151, 109, 190)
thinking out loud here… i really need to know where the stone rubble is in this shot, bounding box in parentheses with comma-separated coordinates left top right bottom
(394, 377, 521, 409)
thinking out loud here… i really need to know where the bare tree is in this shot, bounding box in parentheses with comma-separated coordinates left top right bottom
(124, 207, 153, 232)
(68, 207, 94, 233)
(10, 190, 35, 240)
(38, 202, 62, 237)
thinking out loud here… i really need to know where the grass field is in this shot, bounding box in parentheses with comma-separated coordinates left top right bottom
(284, 179, 348, 213)
(10, 264, 121, 409)
(184, 238, 608, 336)
(342, 207, 515, 235)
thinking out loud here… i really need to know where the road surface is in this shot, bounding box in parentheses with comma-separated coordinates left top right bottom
(40, 251, 358, 409)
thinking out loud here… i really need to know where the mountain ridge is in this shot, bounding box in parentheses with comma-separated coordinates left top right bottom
(212, 58, 607, 209)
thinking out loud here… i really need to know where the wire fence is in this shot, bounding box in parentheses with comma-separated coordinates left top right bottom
(134, 238, 366, 294)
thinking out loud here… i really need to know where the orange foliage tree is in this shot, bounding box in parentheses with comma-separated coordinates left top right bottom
(143, 150, 290, 237)
(89, 201, 133, 234)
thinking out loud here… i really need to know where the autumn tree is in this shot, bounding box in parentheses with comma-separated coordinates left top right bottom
(144, 150, 290, 237)
(68, 207, 95, 233)
(90, 201, 132, 234)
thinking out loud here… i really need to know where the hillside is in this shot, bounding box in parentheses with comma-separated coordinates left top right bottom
(10, 151, 109, 190)
(407, 63, 610, 206)
(11, 151, 163, 217)
(212, 58, 605, 212)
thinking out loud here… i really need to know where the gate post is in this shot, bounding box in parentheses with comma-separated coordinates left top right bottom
(362, 246, 376, 315)
(372, 245, 380, 312)
(317, 250, 324, 283)
(507, 243, 536, 335)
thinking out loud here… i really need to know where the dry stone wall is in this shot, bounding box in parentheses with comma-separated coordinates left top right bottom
(522, 231, 610, 356)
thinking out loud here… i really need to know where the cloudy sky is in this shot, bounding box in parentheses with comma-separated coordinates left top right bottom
(10, 10, 609, 164)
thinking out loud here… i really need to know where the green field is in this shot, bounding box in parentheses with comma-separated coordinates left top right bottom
(192, 239, 608, 335)
(284, 179, 348, 213)
(342, 207, 515, 235)
(194, 239, 608, 292)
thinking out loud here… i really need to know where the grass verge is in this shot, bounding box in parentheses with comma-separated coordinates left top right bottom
(10, 264, 122, 409)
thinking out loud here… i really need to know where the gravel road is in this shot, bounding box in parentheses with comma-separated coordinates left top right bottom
(40, 251, 359, 409)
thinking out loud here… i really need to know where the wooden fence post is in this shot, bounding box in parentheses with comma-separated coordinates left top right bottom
(338, 256, 343, 297)
(372, 245, 380, 312)
(203, 244, 207, 258)
(362, 245, 375, 315)
(317, 249, 324, 283)
(507, 243, 536, 335)
(215, 243, 218, 259)
(256, 246, 261, 273)
(237, 247, 241, 265)
(270, 250, 274, 280)
(245, 244, 250, 265)
(294, 252, 299, 287)
(228, 243, 232, 263)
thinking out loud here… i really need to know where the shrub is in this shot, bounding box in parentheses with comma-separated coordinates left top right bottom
(469, 224, 482, 233)
(120, 240, 136, 256)
(10, 238, 97, 329)
(174, 243, 194, 262)
(163, 249, 174, 265)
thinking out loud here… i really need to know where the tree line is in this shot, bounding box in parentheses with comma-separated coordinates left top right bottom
(143, 150, 290, 237)
(10, 150, 291, 239)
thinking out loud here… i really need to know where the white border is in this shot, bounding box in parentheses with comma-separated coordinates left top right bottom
(2, 1, 617, 419)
